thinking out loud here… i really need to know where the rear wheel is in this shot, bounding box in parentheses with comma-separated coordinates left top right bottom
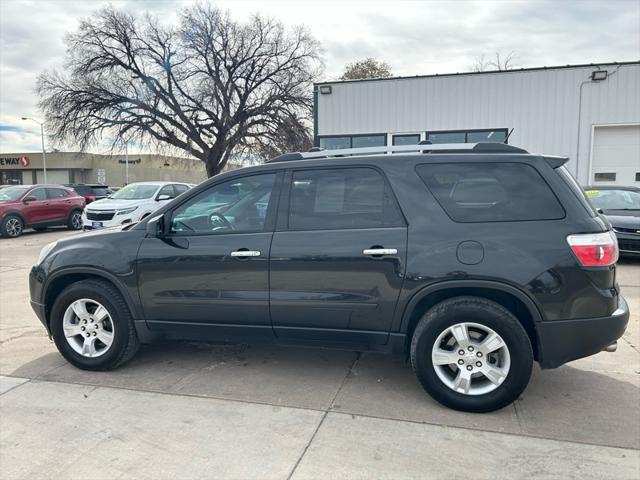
(67, 210, 83, 230)
(410, 296, 532, 412)
(1, 215, 24, 238)
(50, 280, 140, 370)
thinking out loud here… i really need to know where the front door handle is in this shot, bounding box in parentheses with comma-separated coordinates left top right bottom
(230, 250, 261, 257)
(363, 248, 398, 256)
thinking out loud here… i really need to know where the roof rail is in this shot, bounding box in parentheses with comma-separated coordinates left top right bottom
(268, 142, 528, 162)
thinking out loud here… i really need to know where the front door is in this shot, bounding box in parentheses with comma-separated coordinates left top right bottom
(136, 172, 280, 339)
(21, 187, 49, 224)
(270, 166, 408, 345)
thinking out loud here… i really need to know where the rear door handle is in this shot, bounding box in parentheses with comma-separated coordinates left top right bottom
(363, 248, 398, 256)
(230, 250, 261, 257)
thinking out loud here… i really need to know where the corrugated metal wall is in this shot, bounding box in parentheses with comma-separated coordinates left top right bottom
(316, 63, 640, 184)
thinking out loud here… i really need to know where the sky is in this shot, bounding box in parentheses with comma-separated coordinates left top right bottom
(0, 0, 638, 153)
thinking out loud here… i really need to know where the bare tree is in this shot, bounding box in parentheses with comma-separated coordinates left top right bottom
(37, 4, 323, 177)
(472, 51, 518, 72)
(340, 58, 392, 80)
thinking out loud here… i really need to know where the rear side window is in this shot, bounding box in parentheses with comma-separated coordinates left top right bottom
(47, 188, 70, 198)
(416, 163, 565, 222)
(288, 167, 405, 230)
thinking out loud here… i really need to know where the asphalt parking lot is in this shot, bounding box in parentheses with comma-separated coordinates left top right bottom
(1, 228, 638, 479)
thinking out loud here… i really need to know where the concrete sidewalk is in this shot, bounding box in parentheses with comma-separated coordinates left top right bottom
(1, 229, 639, 479)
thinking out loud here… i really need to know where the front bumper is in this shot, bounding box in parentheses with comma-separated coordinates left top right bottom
(614, 232, 640, 256)
(537, 295, 630, 368)
(82, 210, 135, 230)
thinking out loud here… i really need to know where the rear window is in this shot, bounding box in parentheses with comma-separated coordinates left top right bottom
(91, 186, 111, 196)
(416, 162, 565, 223)
(71, 185, 90, 195)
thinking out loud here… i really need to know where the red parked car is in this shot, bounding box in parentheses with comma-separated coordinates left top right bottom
(0, 185, 85, 238)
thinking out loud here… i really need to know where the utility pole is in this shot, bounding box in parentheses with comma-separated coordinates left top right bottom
(125, 142, 129, 185)
(21, 117, 47, 183)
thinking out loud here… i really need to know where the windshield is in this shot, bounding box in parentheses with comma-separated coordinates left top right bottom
(585, 189, 640, 211)
(0, 186, 29, 202)
(110, 184, 159, 200)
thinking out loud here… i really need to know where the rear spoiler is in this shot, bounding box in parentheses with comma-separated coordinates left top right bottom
(543, 155, 569, 169)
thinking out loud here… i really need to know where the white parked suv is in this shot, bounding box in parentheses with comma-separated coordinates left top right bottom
(82, 181, 193, 230)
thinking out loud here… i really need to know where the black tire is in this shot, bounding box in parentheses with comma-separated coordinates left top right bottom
(50, 279, 140, 370)
(67, 209, 83, 230)
(1, 214, 24, 238)
(410, 296, 532, 413)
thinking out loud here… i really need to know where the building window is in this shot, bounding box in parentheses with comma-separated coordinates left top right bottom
(318, 134, 386, 150)
(636, 172, 640, 182)
(426, 129, 508, 144)
(594, 172, 616, 182)
(392, 134, 421, 146)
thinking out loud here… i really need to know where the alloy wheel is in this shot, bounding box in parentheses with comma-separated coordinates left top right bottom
(5, 217, 22, 237)
(431, 322, 511, 396)
(71, 212, 82, 229)
(62, 298, 115, 358)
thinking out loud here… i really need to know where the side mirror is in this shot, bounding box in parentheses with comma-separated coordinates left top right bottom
(146, 214, 166, 237)
(596, 208, 604, 215)
(157, 194, 172, 201)
(23, 196, 37, 203)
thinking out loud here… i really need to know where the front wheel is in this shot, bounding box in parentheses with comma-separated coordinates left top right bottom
(410, 296, 532, 412)
(1, 215, 24, 238)
(50, 280, 140, 370)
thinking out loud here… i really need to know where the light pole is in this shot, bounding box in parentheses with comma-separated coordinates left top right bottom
(21, 117, 47, 183)
(124, 141, 129, 185)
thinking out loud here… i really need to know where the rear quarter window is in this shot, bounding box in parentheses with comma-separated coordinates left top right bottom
(416, 162, 565, 222)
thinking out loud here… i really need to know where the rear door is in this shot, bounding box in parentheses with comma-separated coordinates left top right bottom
(46, 187, 72, 221)
(269, 166, 408, 345)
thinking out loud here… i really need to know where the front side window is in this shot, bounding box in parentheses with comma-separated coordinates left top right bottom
(416, 163, 564, 222)
(29, 188, 47, 201)
(173, 184, 189, 196)
(157, 185, 175, 199)
(288, 168, 404, 230)
(171, 174, 276, 234)
(111, 184, 159, 200)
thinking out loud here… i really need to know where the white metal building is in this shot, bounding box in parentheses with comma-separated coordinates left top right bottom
(314, 62, 640, 186)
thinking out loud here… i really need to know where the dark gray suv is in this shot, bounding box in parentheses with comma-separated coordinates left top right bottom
(29, 143, 629, 412)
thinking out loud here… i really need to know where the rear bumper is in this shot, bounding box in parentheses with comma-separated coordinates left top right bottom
(537, 295, 629, 368)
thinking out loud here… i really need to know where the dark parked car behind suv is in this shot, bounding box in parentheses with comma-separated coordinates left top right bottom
(66, 184, 113, 204)
(29, 143, 629, 412)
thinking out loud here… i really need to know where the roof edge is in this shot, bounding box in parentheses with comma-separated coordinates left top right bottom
(316, 60, 640, 86)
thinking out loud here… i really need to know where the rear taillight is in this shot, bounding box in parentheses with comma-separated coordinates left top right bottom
(86, 194, 96, 202)
(567, 231, 619, 267)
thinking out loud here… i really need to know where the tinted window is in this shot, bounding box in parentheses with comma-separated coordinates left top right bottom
(393, 134, 420, 146)
(91, 187, 111, 196)
(71, 185, 91, 195)
(29, 188, 47, 201)
(319, 137, 350, 150)
(288, 168, 404, 230)
(416, 163, 564, 222)
(351, 135, 385, 148)
(46, 188, 69, 198)
(171, 174, 275, 234)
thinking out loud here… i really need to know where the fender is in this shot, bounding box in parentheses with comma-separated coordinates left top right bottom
(44, 266, 142, 321)
(398, 279, 545, 334)
(1, 210, 27, 225)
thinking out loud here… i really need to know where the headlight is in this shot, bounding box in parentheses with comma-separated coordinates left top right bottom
(37, 241, 58, 265)
(116, 207, 138, 216)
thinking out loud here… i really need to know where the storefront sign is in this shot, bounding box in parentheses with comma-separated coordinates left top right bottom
(0, 155, 30, 167)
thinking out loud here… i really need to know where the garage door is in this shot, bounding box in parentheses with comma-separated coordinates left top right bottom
(591, 125, 640, 185)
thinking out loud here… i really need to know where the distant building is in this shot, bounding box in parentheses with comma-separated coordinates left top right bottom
(314, 61, 640, 186)
(0, 151, 207, 186)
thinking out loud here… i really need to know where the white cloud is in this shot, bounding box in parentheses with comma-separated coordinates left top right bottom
(1, 0, 638, 153)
